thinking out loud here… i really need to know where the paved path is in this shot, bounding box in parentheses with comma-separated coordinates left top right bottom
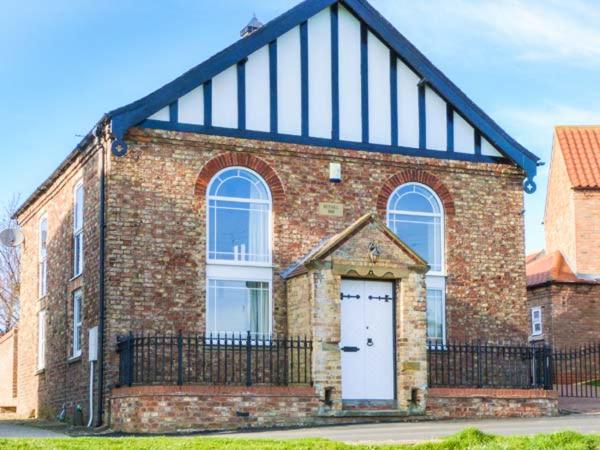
(225, 415, 600, 443)
(559, 397, 600, 414)
(0, 421, 67, 438)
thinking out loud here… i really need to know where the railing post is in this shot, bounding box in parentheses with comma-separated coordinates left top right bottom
(127, 331, 134, 387)
(477, 341, 483, 388)
(246, 331, 252, 387)
(177, 330, 183, 386)
(544, 345, 554, 390)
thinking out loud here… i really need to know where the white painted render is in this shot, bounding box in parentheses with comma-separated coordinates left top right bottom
(482, 137, 503, 157)
(396, 60, 420, 148)
(277, 27, 302, 136)
(368, 31, 391, 145)
(140, 5, 509, 163)
(308, 8, 332, 139)
(425, 86, 447, 151)
(148, 106, 169, 121)
(245, 46, 271, 132)
(212, 65, 238, 129)
(178, 86, 204, 125)
(453, 111, 474, 154)
(338, 5, 362, 142)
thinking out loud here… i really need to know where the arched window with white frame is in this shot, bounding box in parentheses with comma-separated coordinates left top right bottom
(206, 167, 272, 338)
(387, 183, 446, 345)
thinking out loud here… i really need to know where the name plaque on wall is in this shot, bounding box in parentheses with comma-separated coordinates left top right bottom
(318, 202, 344, 217)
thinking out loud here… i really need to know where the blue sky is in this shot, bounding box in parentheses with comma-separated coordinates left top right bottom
(2, 0, 600, 253)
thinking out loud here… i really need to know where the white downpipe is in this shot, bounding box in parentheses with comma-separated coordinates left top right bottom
(87, 361, 94, 428)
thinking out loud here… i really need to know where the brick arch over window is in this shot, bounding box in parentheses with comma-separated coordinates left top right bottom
(377, 170, 455, 217)
(195, 152, 286, 212)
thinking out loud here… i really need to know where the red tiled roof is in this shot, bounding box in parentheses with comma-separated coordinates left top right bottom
(556, 126, 600, 189)
(526, 250, 581, 287)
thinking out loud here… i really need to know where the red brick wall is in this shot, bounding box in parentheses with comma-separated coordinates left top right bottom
(427, 388, 558, 418)
(16, 146, 101, 420)
(573, 190, 600, 276)
(17, 126, 530, 425)
(545, 140, 577, 269)
(110, 385, 320, 433)
(99, 128, 528, 417)
(528, 283, 600, 348)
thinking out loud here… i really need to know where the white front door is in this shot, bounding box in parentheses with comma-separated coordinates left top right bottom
(340, 279, 394, 400)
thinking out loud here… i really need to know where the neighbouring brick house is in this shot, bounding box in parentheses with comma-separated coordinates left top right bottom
(12, 0, 547, 431)
(527, 126, 600, 348)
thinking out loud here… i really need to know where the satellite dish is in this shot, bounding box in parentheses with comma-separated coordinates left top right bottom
(0, 229, 24, 248)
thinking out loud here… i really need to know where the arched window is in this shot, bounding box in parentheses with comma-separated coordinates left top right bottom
(206, 167, 272, 337)
(207, 167, 271, 264)
(387, 183, 446, 344)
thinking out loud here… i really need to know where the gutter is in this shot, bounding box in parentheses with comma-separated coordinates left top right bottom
(96, 128, 107, 427)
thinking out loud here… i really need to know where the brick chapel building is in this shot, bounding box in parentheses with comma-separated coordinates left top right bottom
(527, 126, 600, 348)
(11, 0, 541, 429)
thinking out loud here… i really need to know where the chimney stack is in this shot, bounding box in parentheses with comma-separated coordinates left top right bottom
(240, 13, 264, 38)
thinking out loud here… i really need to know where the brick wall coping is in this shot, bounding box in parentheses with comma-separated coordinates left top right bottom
(111, 385, 317, 399)
(0, 329, 16, 345)
(429, 388, 558, 399)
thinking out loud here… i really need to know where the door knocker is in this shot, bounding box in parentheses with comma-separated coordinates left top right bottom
(366, 338, 374, 347)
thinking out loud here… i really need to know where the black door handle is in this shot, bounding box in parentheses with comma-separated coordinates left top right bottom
(367, 338, 374, 347)
(340, 346, 360, 352)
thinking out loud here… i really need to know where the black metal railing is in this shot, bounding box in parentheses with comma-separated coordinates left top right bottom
(427, 342, 553, 390)
(117, 331, 312, 387)
(553, 343, 600, 398)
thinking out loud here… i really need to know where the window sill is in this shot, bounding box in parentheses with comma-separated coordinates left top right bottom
(38, 295, 48, 302)
(207, 261, 274, 268)
(68, 355, 82, 364)
(35, 368, 45, 376)
(528, 334, 545, 342)
(69, 273, 83, 283)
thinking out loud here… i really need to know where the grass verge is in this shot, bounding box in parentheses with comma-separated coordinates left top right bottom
(0, 428, 599, 449)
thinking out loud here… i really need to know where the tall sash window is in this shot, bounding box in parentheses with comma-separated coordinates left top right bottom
(73, 181, 84, 277)
(387, 183, 446, 345)
(206, 167, 272, 338)
(39, 215, 48, 298)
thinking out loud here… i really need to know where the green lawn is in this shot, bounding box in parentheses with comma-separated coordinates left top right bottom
(1, 429, 599, 450)
(586, 380, 600, 387)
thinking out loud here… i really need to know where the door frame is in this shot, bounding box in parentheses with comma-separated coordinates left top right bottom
(340, 276, 398, 401)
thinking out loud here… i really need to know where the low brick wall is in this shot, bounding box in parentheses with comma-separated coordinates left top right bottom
(427, 388, 559, 418)
(110, 385, 320, 433)
(0, 329, 18, 409)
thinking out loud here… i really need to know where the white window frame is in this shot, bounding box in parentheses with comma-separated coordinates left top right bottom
(425, 276, 446, 346)
(386, 182, 447, 345)
(206, 167, 273, 268)
(72, 289, 83, 358)
(205, 167, 274, 337)
(205, 269, 273, 338)
(531, 306, 543, 336)
(386, 183, 445, 276)
(38, 214, 48, 299)
(73, 180, 84, 278)
(38, 310, 46, 371)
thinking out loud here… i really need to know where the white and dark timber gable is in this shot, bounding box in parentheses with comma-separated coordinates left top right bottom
(107, 0, 540, 192)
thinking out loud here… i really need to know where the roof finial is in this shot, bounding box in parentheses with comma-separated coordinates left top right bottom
(241, 13, 264, 38)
